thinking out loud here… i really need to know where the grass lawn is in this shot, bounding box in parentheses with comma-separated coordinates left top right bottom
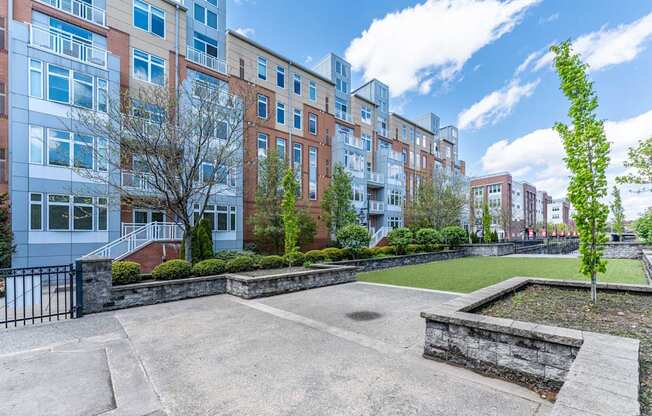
(358, 257, 647, 293)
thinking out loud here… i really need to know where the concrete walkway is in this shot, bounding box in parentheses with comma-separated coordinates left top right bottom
(0, 282, 552, 416)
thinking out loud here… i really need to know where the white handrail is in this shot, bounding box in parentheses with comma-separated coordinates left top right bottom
(84, 222, 183, 260)
(39, 0, 106, 26)
(30, 24, 107, 68)
(186, 46, 227, 74)
(369, 226, 390, 247)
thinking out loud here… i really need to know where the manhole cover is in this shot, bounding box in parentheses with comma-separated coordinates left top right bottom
(346, 311, 383, 321)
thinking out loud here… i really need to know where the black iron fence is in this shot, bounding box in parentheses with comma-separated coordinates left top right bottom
(0, 264, 81, 328)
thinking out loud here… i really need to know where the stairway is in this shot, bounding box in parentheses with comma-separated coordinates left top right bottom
(369, 226, 390, 248)
(84, 222, 184, 260)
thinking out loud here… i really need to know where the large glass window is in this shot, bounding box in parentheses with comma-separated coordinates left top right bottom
(74, 135, 94, 169)
(194, 4, 217, 29)
(97, 78, 108, 113)
(97, 197, 108, 231)
(73, 72, 94, 109)
(308, 113, 317, 135)
(48, 195, 70, 230)
(29, 126, 44, 164)
(216, 205, 228, 231)
(29, 59, 43, 99)
(257, 133, 267, 159)
(276, 65, 285, 88)
(257, 94, 268, 119)
(230, 207, 236, 231)
(47, 64, 70, 103)
(309, 147, 317, 200)
(309, 81, 316, 102)
(361, 106, 371, 124)
(30, 193, 43, 231)
(361, 134, 371, 152)
(293, 109, 302, 130)
(293, 143, 302, 197)
(293, 74, 301, 95)
(133, 49, 165, 86)
(276, 102, 285, 124)
(276, 138, 286, 160)
(193, 32, 218, 57)
(48, 129, 71, 167)
(73, 196, 93, 230)
(133, 0, 165, 38)
(257, 56, 267, 80)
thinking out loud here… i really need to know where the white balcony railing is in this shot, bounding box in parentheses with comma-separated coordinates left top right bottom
(186, 46, 227, 75)
(39, 0, 106, 26)
(30, 24, 107, 68)
(335, 109, 353, 123)
(121, 171, 157, 192)
(342, 134, 363, 150)
(369, 200, 384, 213)
(387, 150, 403, 161)
(387, 174, 405, 187)
(368, 172, 384, 184)
(369, 226, 389, 248)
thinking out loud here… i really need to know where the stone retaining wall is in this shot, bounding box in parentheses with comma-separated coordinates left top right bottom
(512, 240, 579, 255)
(330, 250, 466, 272)
(421, 277, 643, 416)
(602, 242, 645, 259)
(643, 250, 652, 284)
(462, 243, 515, 256)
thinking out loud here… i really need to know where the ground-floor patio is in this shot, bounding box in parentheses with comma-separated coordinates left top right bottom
(0, 282, 552, 416)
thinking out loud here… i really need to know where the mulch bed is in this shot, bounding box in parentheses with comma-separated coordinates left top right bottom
(477, 284, 652, 415)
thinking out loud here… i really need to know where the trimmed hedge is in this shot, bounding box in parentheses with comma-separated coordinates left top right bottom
(441, 226, 467, 247)
(304, 250, 326, 263)
(225, 255, 256, 273)
(192, 259, 227, 276)
(415, 228, 442, 246)
(152, 260, 192, 281)
(259, 255, 286, 270)
(388, 227, 413, 254)
(321, 247, 345, 261)
(112, 261, 141, 285)
(284, 252, 305, 267)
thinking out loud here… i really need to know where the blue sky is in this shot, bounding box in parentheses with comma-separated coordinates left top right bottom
(228, 0, 652, 218)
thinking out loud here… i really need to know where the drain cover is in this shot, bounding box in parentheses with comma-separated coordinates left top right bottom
(346, 311, 383, 321)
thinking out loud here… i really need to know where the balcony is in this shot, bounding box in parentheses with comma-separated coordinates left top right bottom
(30, 25, 107, 68)
(186, 46, 227, 75)
(340, 134, 363, 150)
(387, 149, 403, 162)
(39, 0, 106, 27)
(369, 200, 384, 214)
(367, 171, 384, 187)
(335, 109, 353, 123)
(386, 174, 405, 187)
(121, 171, 157, 192)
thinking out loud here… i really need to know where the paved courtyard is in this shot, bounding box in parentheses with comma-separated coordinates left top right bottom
(0, 282, 551, 416)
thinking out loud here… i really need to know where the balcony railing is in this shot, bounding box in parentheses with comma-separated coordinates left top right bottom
(39, 0, 106, 27)
(341, 134, 363, 150)
(369, 200, 384, 213)
(387, 150, 403, 161)
(386, 174, 405, 187)
(121, 171, 157, 192)
(335, 109, 353, 123)
(367, 172, 384, 184)
(186, 46, 227, 75)
(30, 25, 107, 68)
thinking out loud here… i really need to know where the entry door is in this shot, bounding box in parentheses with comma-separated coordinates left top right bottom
(151, 211, 165, 223)
(134, 210, 148, 225)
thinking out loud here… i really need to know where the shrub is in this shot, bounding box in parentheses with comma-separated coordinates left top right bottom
(406, 244, 419, 254)
(215, 250, 254, 261)
(152, 259, 192, 280)
(378, 246, 395, 255)
(112, 261, 141, 285)
(415, 228, 442, 246)
(259, 255, 286, 270)
(225, 256, 256, 273)
(336, 224, 371, 249)
(441, 226, 467, 247)
(284, 252, 305, 267)
(304, 250, 326, 263)
(192, 259, 226, 276)
(635, 209, 652, 245)
(356, 247, 374, 259)
(179, 219, 213, 263)
(321, 247, 344, 261)
(388, 227, 413, 254)
(491, 230, 499, 243)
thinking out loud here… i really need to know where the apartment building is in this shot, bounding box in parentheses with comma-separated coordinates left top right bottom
(548, 198, 571, 227)
(536, 190, 548, 230)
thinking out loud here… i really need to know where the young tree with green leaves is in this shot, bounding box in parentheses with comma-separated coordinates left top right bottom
(482, 203, 492, 243)
(617, 137, 652, 191)
(552, 40, 611, 303)
(251, 148, 286, 254)
(281, 166, 299, 258)
(0, 193, 15, 268)
(321, 164, 357, 237)
(610, 186, 625, 240)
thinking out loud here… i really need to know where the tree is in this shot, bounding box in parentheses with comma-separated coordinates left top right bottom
(617, 137, 652, 191)
(321, 164, 357, 237)
(482, 203, 492, 243)
(281, 167, 299, 258)
(552, 41, 610, 303)
(493, 203, 511, 241)
(0, 193, 15, 268)
(610, 186, 625, 240)
(634, 208, 652, 244)
(180, 218, 213, 263)
(74, 81, 247, 262)
(336, 224, 370, 250)
(407, 171, 467, 230)
(251, 148, 286, 254)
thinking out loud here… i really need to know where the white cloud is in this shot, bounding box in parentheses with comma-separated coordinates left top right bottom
(514, 50, 543, 76)
(480, 109, 652, 219)
(457, 79, 540, 129)
(234, 27, 255, 38)
(305, 56, 313, 64)
(528, 11, 652, 73)
(539, 13, 559, 24)
(345, 0, 541, 97)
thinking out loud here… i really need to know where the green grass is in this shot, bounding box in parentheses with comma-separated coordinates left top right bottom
(358, 257, 647, 293)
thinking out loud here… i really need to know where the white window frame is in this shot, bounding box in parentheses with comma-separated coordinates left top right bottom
(276, 101, 285, 125)
(72, 72, 94, 109)
(361, 106, 371, 124)
(293, 108, 302, 130)
(257, 56, 267, 80)
(308, 113, 317, 135)
(29, 126, 44, 165)
(293, 74, 301, 96)
(257, 94, 268, 119)
(29, 59, 43, 99)
(309, 146, 317, 200)
(276, 65, 285, 88)
(47, 64, 71, 104)
(96, 197, 108, 231)
(133, 0, 166, 39)
(29, 193, 43, 231)
(47, 194, 71, 231)
(308, 80, 316, 102)
(73, 196, 94, 231)
(257, 132, 268, 159)
(132, 48, 166, 86)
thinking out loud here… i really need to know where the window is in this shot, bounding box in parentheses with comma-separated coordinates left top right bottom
(73, 72, 94, 109)
(309, 81, 316, 102)
(30, 60, 43, 99)
(134, 0, 165, 38)
(352, 185, 364, 202)
(293, 74, 301, 95)
(309, 147, 317, 200)
(336, 78, 347, 93)
(47, 64, 70, 104)
(257, 57, 267, 80)
(293, 143, 302, 196)
(230, 207, 236, 231)
(257, 94, 268, 119)
(276, 138, 286, 160)
(276, 102, 285, 124)
(0, 17, 5, 50)
(388, 216, 402, 229)
(48, 129, 71, 167)
(97, 79, 108, 113)
(133, 49, 165, 86)
(194, 4, 217, 29)
(308, 113, 317, 135)
(48, 195, 70, 230)
(193, 32, 218, 58)
(361, 106, 371, 124)
(421, 155, 426, 169)
(361, 134, 371, 152)
(276, 65, 285, 88)
(257, 133, 267, 159)
(216, 205, 228, 231)
(73, 135, 94, 169)
(29, 126, 44, 164)
(73, 196, 93, 230)
(97, 197, 108, 231)
(30, 193, 43, 231)
(387, 190, 403, 207)
(293, 109, 302, 130)
(335, 98, 347, 116)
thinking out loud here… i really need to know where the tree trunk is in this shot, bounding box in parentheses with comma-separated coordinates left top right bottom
(591, 270, 597, 304)
(184, 230, 192, 262)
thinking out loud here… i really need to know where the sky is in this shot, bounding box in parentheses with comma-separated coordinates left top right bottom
(228, 0, 652, 220)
